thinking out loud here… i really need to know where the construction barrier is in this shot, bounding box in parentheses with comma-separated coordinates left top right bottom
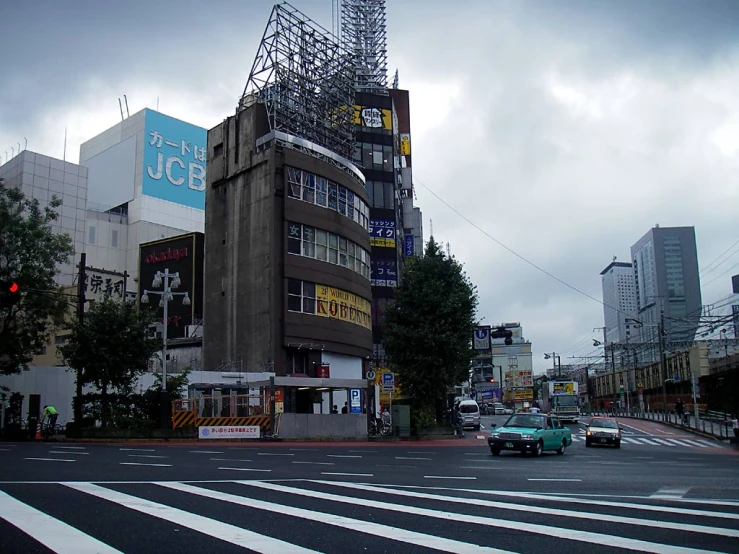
(172, 394, 271, 435)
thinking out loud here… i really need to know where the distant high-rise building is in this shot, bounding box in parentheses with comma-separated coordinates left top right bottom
(630, 226, 702, 344)
(600, 261, 638, 344)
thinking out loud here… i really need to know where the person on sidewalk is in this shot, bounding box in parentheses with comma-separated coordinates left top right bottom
(732, 414, 739, 438)
(674, 399, 684, 423)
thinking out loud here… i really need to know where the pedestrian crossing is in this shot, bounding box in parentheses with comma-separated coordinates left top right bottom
(1, 479, 738, 553)
(571, 434, 721, 448)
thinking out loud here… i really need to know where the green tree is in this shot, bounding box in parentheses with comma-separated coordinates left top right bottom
(0, 179, 74, 375)
(383, 237, 478, 427)
(59, 298, 159, 427)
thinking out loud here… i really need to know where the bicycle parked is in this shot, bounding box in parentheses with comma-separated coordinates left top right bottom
(369, 417, 392, 436)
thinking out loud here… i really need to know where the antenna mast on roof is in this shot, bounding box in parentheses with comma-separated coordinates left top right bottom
(341, 0, 388, 93)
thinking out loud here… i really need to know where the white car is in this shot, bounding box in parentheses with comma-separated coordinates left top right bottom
(456, 400, 481, 431)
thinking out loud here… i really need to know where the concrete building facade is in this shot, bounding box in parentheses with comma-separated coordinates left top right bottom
(203, 104, 373, 379)
(600, 260, 639, 344)
(631, 226, 702, 344)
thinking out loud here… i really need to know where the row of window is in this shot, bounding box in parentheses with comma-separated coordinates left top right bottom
(352, 142, 394, 172)
(286, 167, 369, 231)
(287, 222, 371, 280)
(88, 225, 119, 248)
(287, 279, 372, 330)
(364, 181, 397, 210)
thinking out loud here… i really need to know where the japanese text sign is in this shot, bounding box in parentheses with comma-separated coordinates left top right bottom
(143, 110, 207, 210)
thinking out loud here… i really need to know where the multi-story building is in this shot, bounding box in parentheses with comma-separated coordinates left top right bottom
(630, 226, 702, 345)
(0, 151, 88, 287)
(79, 108, 207, 286)
(600, 260, 639, 344)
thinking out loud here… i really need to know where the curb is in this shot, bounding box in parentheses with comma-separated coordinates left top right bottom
(609, 415, 730, 442)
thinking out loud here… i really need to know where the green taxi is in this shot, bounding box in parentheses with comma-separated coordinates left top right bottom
(487, 413, 572, 456)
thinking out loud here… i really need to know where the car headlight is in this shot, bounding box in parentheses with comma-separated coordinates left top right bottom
(522, 434, 535, 441)
(586, 430, 591, 436)
(491, 432, 500, 439)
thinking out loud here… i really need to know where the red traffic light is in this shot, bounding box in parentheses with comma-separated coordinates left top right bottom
(8, 282, 19, 294)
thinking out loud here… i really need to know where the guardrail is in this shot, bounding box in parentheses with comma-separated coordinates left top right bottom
(590, 410, 736, 440)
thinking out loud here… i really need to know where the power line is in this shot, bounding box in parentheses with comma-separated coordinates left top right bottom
(700, 239, 739, 277)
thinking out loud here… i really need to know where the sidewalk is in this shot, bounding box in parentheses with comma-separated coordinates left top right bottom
(591, 411, 737, 442)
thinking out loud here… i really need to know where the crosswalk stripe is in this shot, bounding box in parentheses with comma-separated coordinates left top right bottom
(241, 481, 722, 554)
(63, 483, 318, 554)
(156, 481, 511, 554)
(697, 440, 719, 447)
(650, 439, 677, 446)
(620, 438, 638, 444)
(317, 481, 739, 539)
(635, 438, 661, 445)
(0, 489, 122, 554)
(672, 439, 706, 448)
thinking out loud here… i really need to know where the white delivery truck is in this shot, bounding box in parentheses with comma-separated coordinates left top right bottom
(541, 381, 580, 422)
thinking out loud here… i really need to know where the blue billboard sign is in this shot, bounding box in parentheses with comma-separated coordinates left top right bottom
(371, 258, 397, 287)
(143, 110, 207, 210)
(404, 234, 414, 257)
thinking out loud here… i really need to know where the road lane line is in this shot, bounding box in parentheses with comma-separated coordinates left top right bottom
(65, 483, 313, 554)
(395, 456, 431, 460)
(650, 487, 691, 499)
(316, 481, 739, 543)
(210, 458, 252, 462)
(326, 455, 362, 458)
(159, 482, 509, 554)
(118, 448, 155, 452)
(257, 453, 294, 456)
(348, 450, 377, 453)
(24, 457, 75, 463)
(188, 450, 223, 454)
(128, 455, 169, 459)
(292, 461, 335, 466)
(424, 476, 477, 480)
(119, 462, 172, 467)
(527, 478, 582, 483)
(321, 472, 374, 477)
(460, 466, 498, 470)
(0, 489, 121, 554)
(53, 446, 86, 450)
(217, 467, 272, 472)
(49, 451, 89, 455)
(289, 448, 319, 451)
(654, 428, 675, 435)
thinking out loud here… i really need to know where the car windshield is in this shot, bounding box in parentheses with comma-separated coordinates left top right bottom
(591, 419, 618, 429)
(553, 395, 578, 407)
(459, 404, 478, 413)
(504, 414, 545, 429)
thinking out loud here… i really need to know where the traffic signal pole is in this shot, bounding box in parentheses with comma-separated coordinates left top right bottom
(74, 253, 87, 426)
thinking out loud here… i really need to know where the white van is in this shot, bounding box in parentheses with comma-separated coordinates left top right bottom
(456, 399, 481, 430)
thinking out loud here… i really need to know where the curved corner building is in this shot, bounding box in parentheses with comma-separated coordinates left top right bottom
(203, 104, 373, 382)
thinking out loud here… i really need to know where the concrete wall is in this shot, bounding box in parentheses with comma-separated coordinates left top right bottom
(278, 413, 367, 439)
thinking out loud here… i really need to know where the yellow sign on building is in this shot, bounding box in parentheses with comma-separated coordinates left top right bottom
(370, 237, 396, 248)
(352, 105, 393, 131)
(400, 133, 411, 155)
(315, 284, 372, 330)
(553, 382, 575, 395)
(514, 389, 534, 400)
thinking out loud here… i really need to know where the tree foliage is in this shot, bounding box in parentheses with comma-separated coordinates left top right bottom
(0, 179, 74, 375)
(59, 298, 159, 427)
(383, 238, 478, 423)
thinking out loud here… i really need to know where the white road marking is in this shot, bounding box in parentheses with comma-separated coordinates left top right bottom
(459, 466, 498, 470)
(405, 451, 435, 454)
(476, 435, 486, 439)
(119, 462, 172, 467)
(188, 450, 223, 454)
(257, 452, 294, 456)
(527, 478, 582, 483)
(0, 448, 12, 451)
(634, 438, 662, 446)
(162, 482, 509, 554)
(654, 429, 675, 435)
(673, 439, 707, 448)
(395, 456, 431, 460)
(650, 487, 691, 499)
(423, 476, 477, 480)
(0, 489, 121, 553)
(217, 467, 272, 472)
(53, 446, 86, 450)
(319, 481, 739, 543)
(118, 448, 155, 452)
(348, 450, 377, 453)
(128, 455, 169, 459)
(320, 472, 374, 477)
(326, 455, 362, 458)
(24, 457, 75, 463)
(49, 450, 89, 455)
(65, 483, 315, 554)
(650, 438, 677, 446)
(292, 461, 335, 466)
(289, 448, 319, 451)
(210, 458, 252, 462)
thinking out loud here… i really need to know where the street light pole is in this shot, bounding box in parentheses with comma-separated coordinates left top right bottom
(659, 308, 668, 422)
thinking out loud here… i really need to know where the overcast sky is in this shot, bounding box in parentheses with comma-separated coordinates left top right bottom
(2, 0, 738, 373)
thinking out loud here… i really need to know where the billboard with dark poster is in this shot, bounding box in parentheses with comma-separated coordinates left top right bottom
(138, 232, 204, 339)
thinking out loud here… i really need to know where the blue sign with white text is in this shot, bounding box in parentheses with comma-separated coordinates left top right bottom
(350, 389, 362, 414)
(404, 234, 414, 257)
(143, 109, 207, 210)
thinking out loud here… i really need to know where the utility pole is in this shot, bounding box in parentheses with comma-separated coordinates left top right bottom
(74, 253, 87, 426)
(659, 307, 668, 421)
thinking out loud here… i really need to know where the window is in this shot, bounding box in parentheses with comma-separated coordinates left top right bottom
(302, 225, 315, 257)
(111, 229, 118, 248)
(54, 335, 67, 345)
(287, 223, 301, 254)
(287, 167, 302, 198)
(302, 282, 316, 314)
(316, 177, 328, 207)
(287, 279, 302, 312)
(316, 230, 328, 261)
(302, 173, 315, 203)
(365, 181, 375, 206)
(287, 279, 371, 329)
(286, 222, 370, 281)
(88, 225, 96, 244)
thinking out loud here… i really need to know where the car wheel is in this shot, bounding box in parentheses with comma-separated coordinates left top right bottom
(491, 448, 501, 456)
(556, 439, 566, 455)
(615, 440, 621, 449)
(534, 440, 543, 457)
(474, 425, 480, 431)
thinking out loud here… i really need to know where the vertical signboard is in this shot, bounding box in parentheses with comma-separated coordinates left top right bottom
(349, 389, 362, 414)
(138, 233, 204, 339)
(404, 234, 414, 257)
(733, 304, 739, 339)
(143, 110, 207, 210)
(369, 219, 396, 248)
(371, 259, 397, 287)
(473, 327, 490, 350)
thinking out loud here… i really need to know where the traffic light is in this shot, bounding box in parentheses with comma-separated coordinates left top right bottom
(491, 326, 513, 346)
(0, 280, 21, 307)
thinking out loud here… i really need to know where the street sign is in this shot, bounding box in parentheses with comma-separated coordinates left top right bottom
(674, 374, 680, 382)
(382, 372, 395, 393)
(349, 389, 362, 414)
(366, 370, 375, 380)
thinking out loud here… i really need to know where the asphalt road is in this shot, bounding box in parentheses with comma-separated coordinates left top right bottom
(1, 417, 737, 553)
